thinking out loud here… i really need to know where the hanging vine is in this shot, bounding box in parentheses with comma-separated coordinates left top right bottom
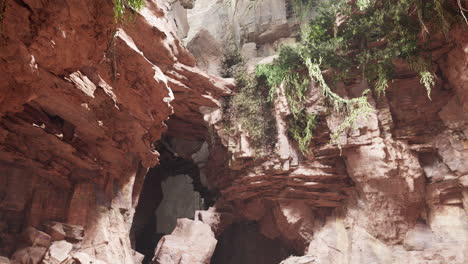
(254, 0, 464, 153)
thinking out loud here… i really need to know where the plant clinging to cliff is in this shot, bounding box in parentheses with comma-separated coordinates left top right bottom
(255, 0, 462, 153)
(289, 112, 317, 153)
(305, 59, 373, 144)
(114, 0, 145, 21)
(223, 72, 277, 156)
(255, 46, 316, 152)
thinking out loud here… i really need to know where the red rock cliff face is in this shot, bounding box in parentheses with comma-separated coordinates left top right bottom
(175, 0, 468, 262)
(0, 0, 467, 263)
(0, 0, 229, 263)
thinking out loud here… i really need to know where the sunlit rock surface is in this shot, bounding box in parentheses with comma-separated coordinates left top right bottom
(0, 0, 467, 263)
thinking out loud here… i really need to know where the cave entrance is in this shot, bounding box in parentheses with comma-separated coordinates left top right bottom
(211, 221, 294, 264)
(130, 141, 211, 263)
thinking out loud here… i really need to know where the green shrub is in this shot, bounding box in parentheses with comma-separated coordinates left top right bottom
(220, 48, 243, 78)
(288, 112, 317, 154)
(114, 0, 145, 22)
(254, 0, 462, 152)
(223, 73, 277, 156)
(256, 46, 316, 153)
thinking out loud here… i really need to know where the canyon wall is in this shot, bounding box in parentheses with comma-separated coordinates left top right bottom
(176, 0, 468, 263)
(0, 0, 229, 263)
(0, 0, 467, 264)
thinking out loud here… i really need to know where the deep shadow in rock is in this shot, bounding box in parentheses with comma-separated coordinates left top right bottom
(130, 142, 212, 263)
(211, 221, 294, 264)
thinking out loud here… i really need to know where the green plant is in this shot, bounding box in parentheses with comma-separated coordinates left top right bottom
(408, 56, 436, 99)
(223, 72, 277, 156)
(420, 70, 436, 99)
(256, 46, 318, 152)
(114, 0, 145, 22)
(356, 0, 373, 11)
(256, 45, 308, 107)
(220, 48, 243, 78)
(289, 112, 317, 153)
(305, 59, 373, 145)
(254, 0, 462, 153)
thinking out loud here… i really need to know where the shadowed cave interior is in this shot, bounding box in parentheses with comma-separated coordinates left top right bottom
(211, 221, 294, 264)
(130, 141, 295, 264)
(130, 141, 211, 263)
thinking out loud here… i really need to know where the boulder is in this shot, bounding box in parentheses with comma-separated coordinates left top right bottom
(22, 227, 51, 248)
(180, 0, 195, 9)
(44, 223, 66, 242)
(131, 250, 144, 264)
(10, 247, 47, 264)
(44, 222, 84, 242)
(403, 223, 435, 251)
(186, 29, 223, 76)
(42, 241, 73, 264)
(152, 219, 217, 264)
(70, 252, 91, 264)
(195, 208, 234, 236)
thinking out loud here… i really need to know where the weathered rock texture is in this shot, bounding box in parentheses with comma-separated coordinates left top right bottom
(178, 0, 468, 263)
(0, 0, 467, 263)
(184, 0, 303, 76)
(0, 0, 229, 263)
(152, 219, 216, 264)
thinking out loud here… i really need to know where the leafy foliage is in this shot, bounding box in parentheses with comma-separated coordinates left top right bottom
(220, 48, 243, 78)
(223, 73, 277, 156)
(356, 0, 372, 11)
(255, 46, 316, 152)
(114, 0, 145, 22)
(408, 56, 436, 99)
(255, 0, 461, 153)
(304, 59, 373, 145)
(289, 112, 317, 153)
(256, 46, 308, 108)
(420, 70, 436, 99)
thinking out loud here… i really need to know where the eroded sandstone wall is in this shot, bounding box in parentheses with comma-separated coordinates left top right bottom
(0, 0, 230, 263)
(0, 0, 467, 263)
(170, 0, 468, 263)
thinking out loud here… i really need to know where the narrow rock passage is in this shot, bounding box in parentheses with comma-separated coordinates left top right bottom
(131, 143, 210, 263)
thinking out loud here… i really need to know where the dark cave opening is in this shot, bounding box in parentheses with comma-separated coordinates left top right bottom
(211, 222, 294, 264)
(130, 142, 213, 263)
(130, 139, 294, 264)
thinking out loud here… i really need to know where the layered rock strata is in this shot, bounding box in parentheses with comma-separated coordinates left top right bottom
(0, 0, 229, 263)
(0, 0, 466, 263)
(173, 0, 468, 262)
